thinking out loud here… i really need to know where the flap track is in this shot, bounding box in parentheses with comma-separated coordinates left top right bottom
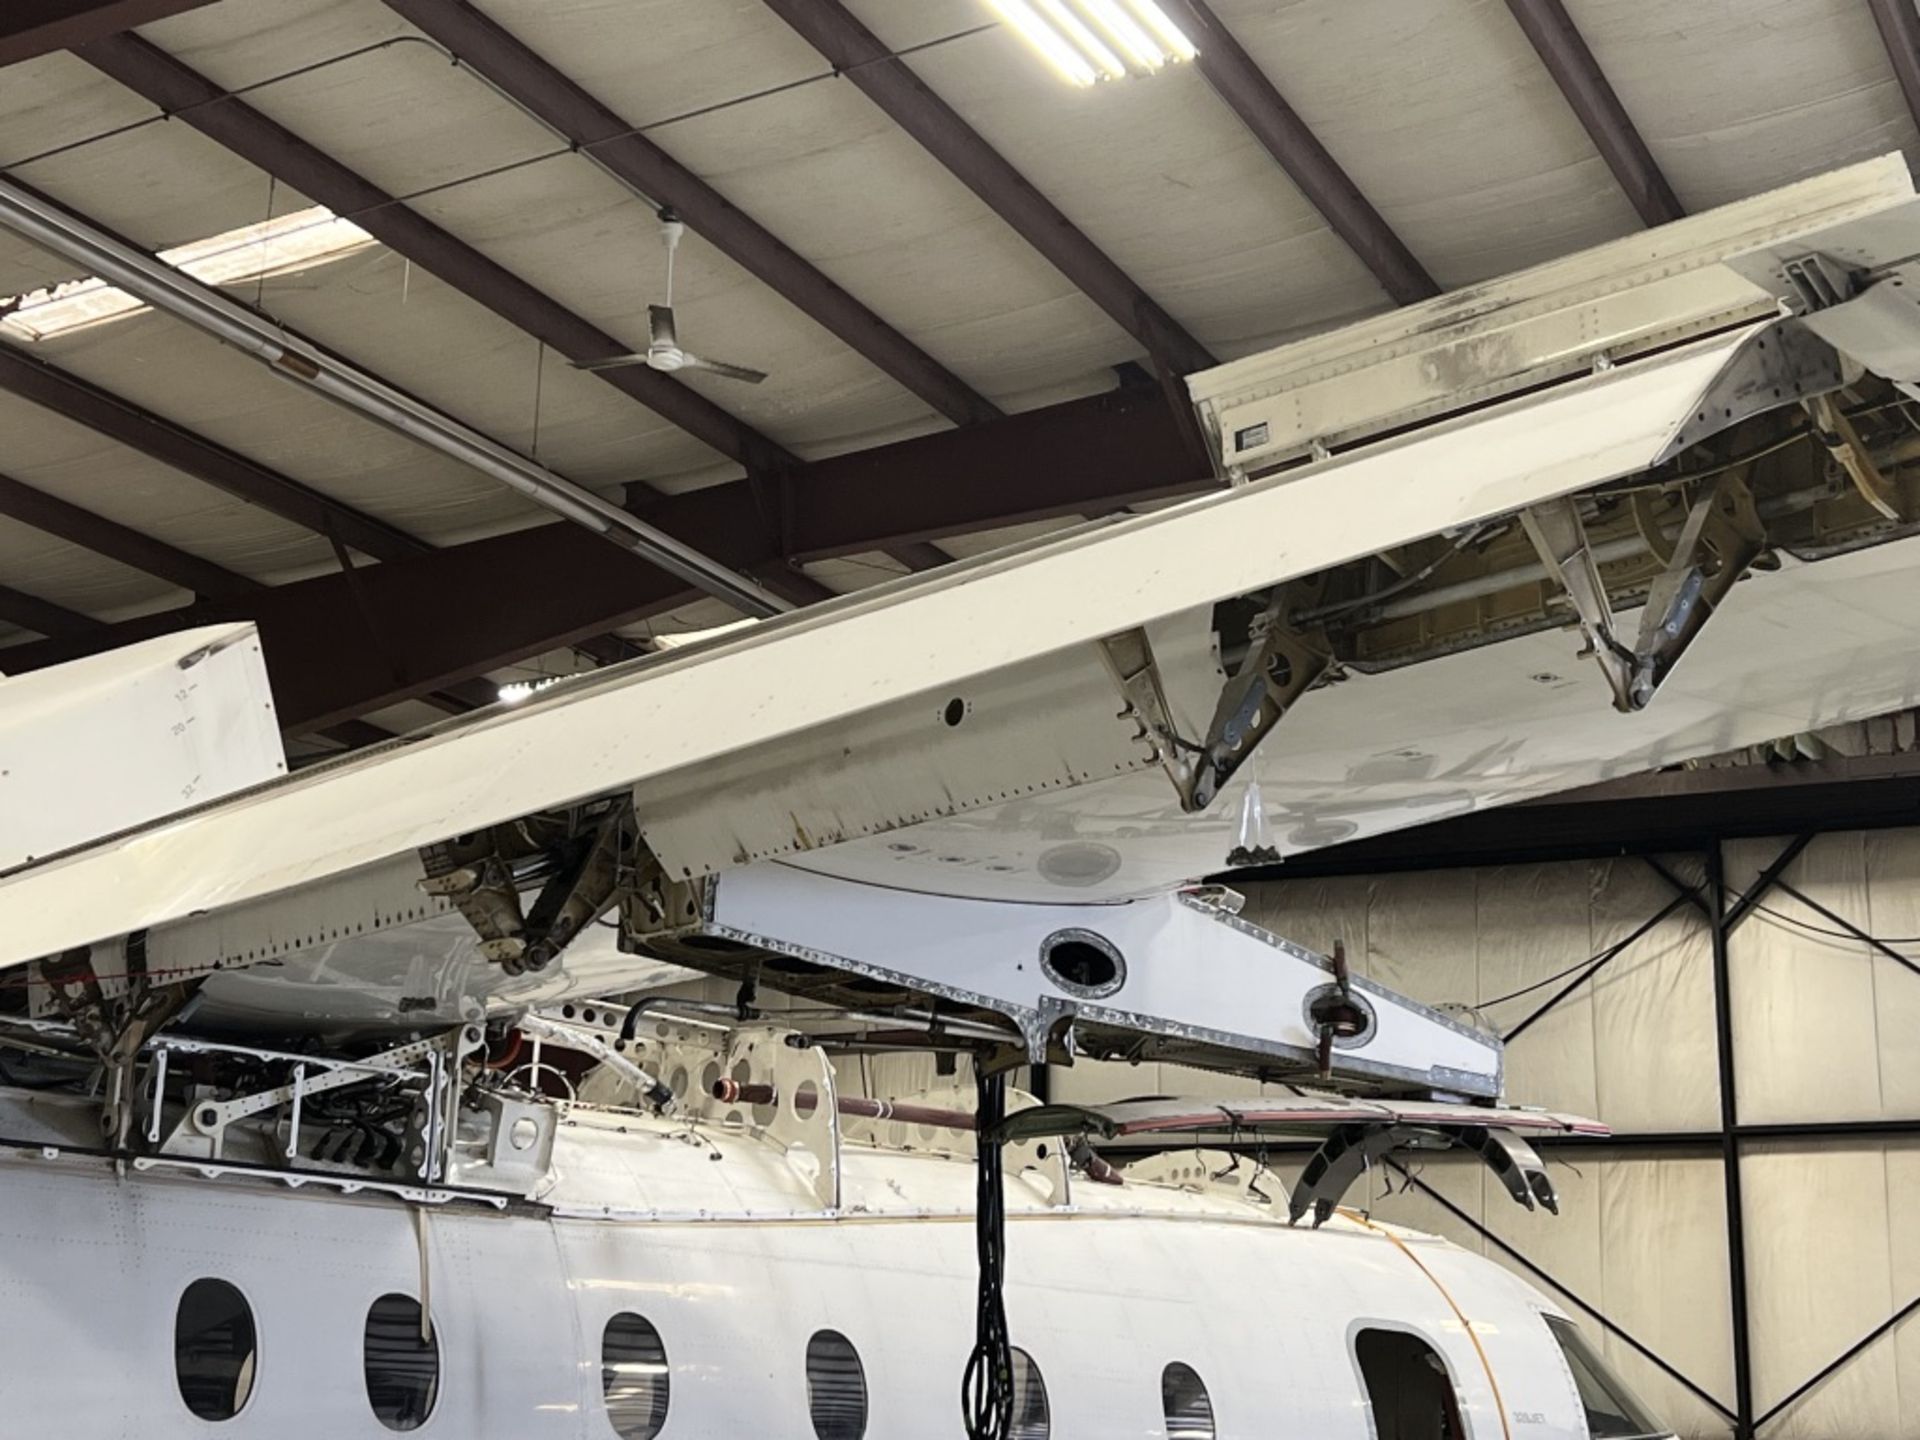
(421, 797, 637, 975)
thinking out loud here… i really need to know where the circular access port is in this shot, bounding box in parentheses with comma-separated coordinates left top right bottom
(1302, 982, 1376, 1051)
(943, 697, 967, 727)
(1039, 928, 1126, 999)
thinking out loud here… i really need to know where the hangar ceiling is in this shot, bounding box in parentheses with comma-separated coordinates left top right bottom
(1, 0, 1918, 749)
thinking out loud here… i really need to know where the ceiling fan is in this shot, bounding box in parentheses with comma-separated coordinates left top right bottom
(572, 208, 767, 384)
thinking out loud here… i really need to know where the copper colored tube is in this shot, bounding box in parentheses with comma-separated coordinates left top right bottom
(710, 1079, 1124, 1185)
(712, 1078, 975, 1130)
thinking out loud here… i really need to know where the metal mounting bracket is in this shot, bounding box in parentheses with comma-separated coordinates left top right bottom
(1288, 1122, 1559, 1228)
(1805, 392, 1905, 520)
(1525, 468, 1768, 711)
(421, 800, 637, 975)
(1188, 600, 1330, 811)
(156, 1028, 475, 1179)
(1651, 317, 1848, 465)
(1101, 600, 1330, 817)
(1521, 498, 1639, 710)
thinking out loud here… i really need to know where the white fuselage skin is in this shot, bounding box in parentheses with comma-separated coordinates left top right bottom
(0, 1101, 1611, 1440)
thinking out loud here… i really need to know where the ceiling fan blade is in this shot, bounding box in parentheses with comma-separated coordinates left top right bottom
(649, 304, 677, 349)
(681, 354, 768, 384)
(568, 353, 651, 373)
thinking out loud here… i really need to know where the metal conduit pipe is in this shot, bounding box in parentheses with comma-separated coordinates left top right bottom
(781, 1006, 1015, 1043)
(0, 177, 789, 618)
(618, 993, 1013, 1045)
(618, 996, 744, 1040)
(514, 1012, 675, 1110)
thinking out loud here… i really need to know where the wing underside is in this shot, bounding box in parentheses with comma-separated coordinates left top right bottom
(4, 159, 1920, 1058)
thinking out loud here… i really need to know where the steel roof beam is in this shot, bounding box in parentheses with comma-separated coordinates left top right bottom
(0, 172, 797, 618)
(1152, 0, 1438, 304)
(0, 470, 255, 600)
(760, 0, 1215, 376)
(0, 385, 1208, 728)
(0, 0, 213, 67)
(0, 582, 102, 641)
(80, 32, 800, 476)
(1869, 0, 1920, 144)
(1504, 0, 1683, 227)
(0, 344, 426, 565)
(77, 34, 872, 597)
(0, 350, 627, 689)
(382, 0, 1000, 429)
(0, 465, 490, 726)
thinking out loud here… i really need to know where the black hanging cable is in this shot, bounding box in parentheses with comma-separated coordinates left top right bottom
(961, 1065, 1013, 1440)
(1747, 900, 1920, 948)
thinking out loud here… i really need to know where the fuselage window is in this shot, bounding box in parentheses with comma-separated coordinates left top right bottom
(1009, 1348, 1050, 1439)
(1162, 1361, 1215, 1439)
(806, 1329, 867, 1440)
(1544, 1316, 1668, 1439)
(364, 1293, 440, 1432)
(174, 1278, 257, 1421)
(602, 1313, 670, 1439)
(1353, 1327, 1467, 1440)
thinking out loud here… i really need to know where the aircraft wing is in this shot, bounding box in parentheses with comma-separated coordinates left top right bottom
(4, 157, 1920, 1042)
(0, 323, 1753, 968)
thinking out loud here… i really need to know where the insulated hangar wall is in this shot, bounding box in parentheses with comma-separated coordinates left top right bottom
(1053, 829, 1920, 1440)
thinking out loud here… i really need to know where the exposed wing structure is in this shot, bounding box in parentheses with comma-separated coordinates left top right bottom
(0, 323, 1801, 966)
(5, 158, 1920, 1098)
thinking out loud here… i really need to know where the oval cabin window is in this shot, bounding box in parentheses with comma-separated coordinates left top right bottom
(602, 1313, 670, 1439)
(1162, 1361, 1216, 1439)
(1009, 1349, 1050, 1439)
(364, 1293, 440, 1432)
(806, 1329, 868, 1440)
(174, 1278, 257, 1421)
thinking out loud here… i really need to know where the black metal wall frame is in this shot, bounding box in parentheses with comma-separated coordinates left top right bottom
(1175, 825, 1920, 1438)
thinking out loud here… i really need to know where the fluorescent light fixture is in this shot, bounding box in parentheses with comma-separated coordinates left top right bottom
(1078, 0, 1167, 71)
(1035, 0, 1127, 80)
(987, 0, 1099, 85)
(989, 0, 1196, 84)
(1, 206, 373, 342)
(1122, 0, 1198, 60)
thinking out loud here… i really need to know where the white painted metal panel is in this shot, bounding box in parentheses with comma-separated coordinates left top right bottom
(1188, 154, 1911, 474)
(634, 609, 1219, 875)
(707, 864, 1503, 1094)
(0, 623, 284, 871)
(134, 855, 692, 1038)
(0, 1118, 1602, 1440)
(0, 326, 1757, 969)
(797, 531, 1920, 901)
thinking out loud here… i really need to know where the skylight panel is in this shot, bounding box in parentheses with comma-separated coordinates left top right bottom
(1, 206, 374, 343)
